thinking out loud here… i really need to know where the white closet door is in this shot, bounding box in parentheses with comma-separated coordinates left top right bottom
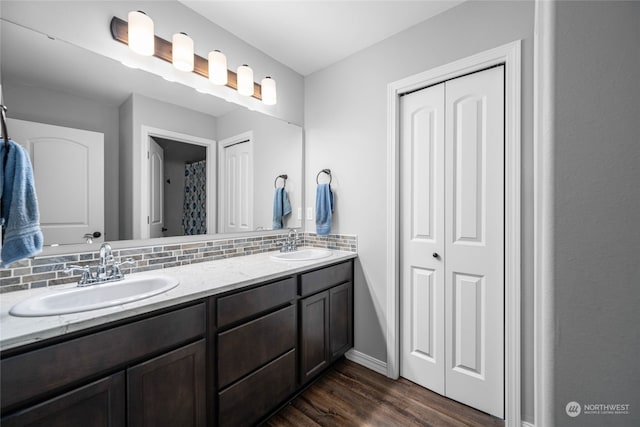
(220, 140, 253, 233)
(400, 66, 504, 419)
(400, 83, 446, 394)
(444, 65, 504, 418)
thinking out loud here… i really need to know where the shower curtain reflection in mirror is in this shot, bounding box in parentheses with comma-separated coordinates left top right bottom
(182, 160, 207, 235)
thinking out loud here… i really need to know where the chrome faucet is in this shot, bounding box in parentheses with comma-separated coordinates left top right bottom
(97, 242, 113, 280)
(279, 229, 300, 253)
(65, 242, 135, 287)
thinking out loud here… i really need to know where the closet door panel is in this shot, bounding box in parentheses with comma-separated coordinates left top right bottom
(444, 66, 504, 418)
(399, 83, 446, 394)
(452, 95, 485, 244)
(452, 272, 485, 374)
(408, 267, 438, 360)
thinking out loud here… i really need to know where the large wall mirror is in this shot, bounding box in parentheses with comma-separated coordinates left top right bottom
(0, 18, 303, 251)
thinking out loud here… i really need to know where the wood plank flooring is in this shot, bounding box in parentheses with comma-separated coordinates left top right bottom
(265, 359, 504, 427)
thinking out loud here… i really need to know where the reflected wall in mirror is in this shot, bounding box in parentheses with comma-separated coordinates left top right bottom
(0, 19, 303, 247)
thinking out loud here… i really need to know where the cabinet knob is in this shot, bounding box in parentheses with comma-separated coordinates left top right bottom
(433, 252, 439, 259)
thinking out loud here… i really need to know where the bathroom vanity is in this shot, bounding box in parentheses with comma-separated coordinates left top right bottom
(0, 251, 355, 426)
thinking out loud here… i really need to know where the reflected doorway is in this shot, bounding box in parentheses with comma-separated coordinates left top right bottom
(151, 137, 207, 238)
(140, 126, 216, 240)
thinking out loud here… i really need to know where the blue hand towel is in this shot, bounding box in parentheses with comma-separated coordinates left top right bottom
(1, 139, 43, 268)
(272, 187, 292, 229)
(315, 183, 334, 236)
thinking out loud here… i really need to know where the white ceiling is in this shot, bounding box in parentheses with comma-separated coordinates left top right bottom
(180, 1, 464, 76)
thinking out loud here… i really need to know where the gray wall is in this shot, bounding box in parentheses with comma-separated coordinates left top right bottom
(122, 93, 217, 239)
(4, 82, 120, 241)
(217, 108, 303, 231)
(552, 2, 640, 426)
(304, 0, 536, 422)
(118, 96, 134, 240)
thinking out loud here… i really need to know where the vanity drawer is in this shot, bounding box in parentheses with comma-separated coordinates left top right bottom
(217, 304, 296, 389)
(216, 277, 296, 328)
(299, 261, 352, 297)
(1, 302, 205, 411)
(218, 349, 296, 427)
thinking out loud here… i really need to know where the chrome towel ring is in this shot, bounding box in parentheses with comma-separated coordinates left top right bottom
(274, 174, 288, 188)
(316, 169, 332, 185)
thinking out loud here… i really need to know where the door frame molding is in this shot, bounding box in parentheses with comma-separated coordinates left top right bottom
(138, 126, 217, 239)
(533, 2, 555, 426)
(386, 40, 522, 425)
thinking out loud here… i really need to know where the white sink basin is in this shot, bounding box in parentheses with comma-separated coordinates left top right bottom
(9, 275, 179, 317)
(270, 248, 333, 261)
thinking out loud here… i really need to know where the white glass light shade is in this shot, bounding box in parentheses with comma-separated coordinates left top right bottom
(208, 50, 228, 85)
(261, 77, 277, 105)
(128, 11, 154, 56)
(172, 32, 194, 72)
(237, 64, 254, 96)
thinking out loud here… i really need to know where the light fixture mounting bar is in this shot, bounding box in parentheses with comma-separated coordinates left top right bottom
(110, 16, 262, 100)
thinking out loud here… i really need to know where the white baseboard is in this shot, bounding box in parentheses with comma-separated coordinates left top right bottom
(344, 349, 388, 376)
(521, 421, 535, 427)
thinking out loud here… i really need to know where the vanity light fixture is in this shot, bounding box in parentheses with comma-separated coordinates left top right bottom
(172, 32, 194, 72)
(110, 14, 277, 105)
(237, 64, 254, 96)
(261, 77, 277, 106)
(208, 50, 228, 85)
(127, 11, 154, 56)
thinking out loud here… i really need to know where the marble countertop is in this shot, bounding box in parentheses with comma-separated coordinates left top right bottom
(0, 248, 356, 352)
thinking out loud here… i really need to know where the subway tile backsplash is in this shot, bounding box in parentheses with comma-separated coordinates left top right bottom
(0, 233, 357, 293)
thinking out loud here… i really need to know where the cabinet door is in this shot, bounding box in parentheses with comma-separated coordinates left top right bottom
(218, 305, 296, 388)
(329, 282, 353, 361)
(128, 340, 206, 427)
(299, 290, 330, 384)
(218, 350, 296, 427)
(1, 373, 125, 427)
(1, 303, 205, 412)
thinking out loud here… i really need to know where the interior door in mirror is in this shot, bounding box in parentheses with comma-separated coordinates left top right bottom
(8, 118, 104, 246)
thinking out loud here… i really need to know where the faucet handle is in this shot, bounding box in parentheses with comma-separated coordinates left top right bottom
(64, 265, 90, 274)
(277, 239, 293, 253)
(111, 258, 136, 279)
(116, 258, 136, 268)
(64, 265, 94, 286)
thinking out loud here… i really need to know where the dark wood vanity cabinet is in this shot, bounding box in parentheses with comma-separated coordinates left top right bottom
(329, 282, 354, 360)
(1, 258, 354, 427)
(215, 277, 298, 427)
(213, 260, 353, 426)
(128, 339, 206, 427)
(1, 302, 207, 427)
(299, 262, 354, 384)
(1, 373, 126, 427)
